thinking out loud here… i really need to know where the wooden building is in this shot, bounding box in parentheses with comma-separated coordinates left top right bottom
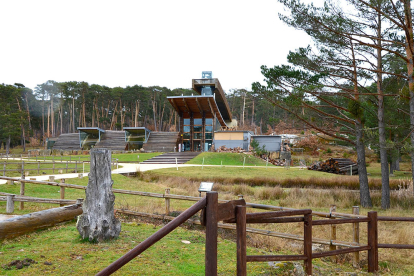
(167, 75, 234, 152)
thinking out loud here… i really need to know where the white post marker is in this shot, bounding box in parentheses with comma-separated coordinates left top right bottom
(116, 159, 119, 170)
(137, 155, 139, 163)
(266, 157, 268, 169)
(176, 158, 178, 171)
(198, 182, 214, 197)
(350, 165, 353, 176)
(243, 156, 246, 169)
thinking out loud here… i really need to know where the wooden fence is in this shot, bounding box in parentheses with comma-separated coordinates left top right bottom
(1, 158, 118, 177)
(1, 176, 414, 274)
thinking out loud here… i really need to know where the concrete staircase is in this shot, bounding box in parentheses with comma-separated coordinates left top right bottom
(141, 152, 200, 164)
(142, 132, 179, 152)
(94, 131, 127, 151)
(52, 133, 80, 150)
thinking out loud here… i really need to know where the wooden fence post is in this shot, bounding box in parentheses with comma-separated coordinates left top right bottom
(304, 212, 312, 276)
(6, 194, 15, 214)
(66, 161, 68, 173)
(75, 161, 78, 173)
(330, 205, 337, 263)
(367, 211, 378, 273)
(165, 188, 170, 215)
(352, 206, 360, 267)
(20, 162, 25, 210)
(60, 179, 66, 207)
(205, 192, 218, 276)
(236, 205, 247, 276)
(3, 162, 5, 176)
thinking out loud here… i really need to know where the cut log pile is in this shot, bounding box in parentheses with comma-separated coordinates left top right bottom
(257, 154, 287, 166)
(308, 158, 358, 175)
(215, 146, 246, 153)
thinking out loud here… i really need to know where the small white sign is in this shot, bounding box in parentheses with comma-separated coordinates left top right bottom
(198, 182, 214, 192)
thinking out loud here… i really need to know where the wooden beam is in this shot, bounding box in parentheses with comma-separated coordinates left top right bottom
(195, 98, 203, 114)
(182, 98, 191, 113)
(169, 99, 182, 114)
(206, 98, 215, 116)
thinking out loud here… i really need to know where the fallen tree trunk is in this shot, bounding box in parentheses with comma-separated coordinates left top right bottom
(0, 201, 83, 240)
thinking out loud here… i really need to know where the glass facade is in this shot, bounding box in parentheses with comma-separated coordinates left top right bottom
(181, 115, 215, 152)
(204, 117, 213, 151)
(183, 118, 191, 151)
(201, 86, 214, 96)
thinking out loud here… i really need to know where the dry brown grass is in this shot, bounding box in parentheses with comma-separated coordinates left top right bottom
(254, 186, 284, 200)
(116, 174, 414, 274)
(143, 172, 404, 191)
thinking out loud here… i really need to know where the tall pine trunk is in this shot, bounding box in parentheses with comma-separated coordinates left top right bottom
(356, 119, 373, 207)
(376, 11, 390, 209)
(351, 41, 372, 207)
(403, 0, 414, 196)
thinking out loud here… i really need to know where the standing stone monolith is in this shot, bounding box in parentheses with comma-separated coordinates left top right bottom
(77, 148, 121, 242)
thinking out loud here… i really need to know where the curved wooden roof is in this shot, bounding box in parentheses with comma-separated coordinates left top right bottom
(192, 78, 232, 122)
(167, 96, 227, 126)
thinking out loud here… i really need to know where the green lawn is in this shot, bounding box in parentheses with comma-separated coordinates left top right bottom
(112, 152, 162, 162)
(22, 152, 163, 163)
(0, 222, 288, 275)
(186, 152, 267, 166)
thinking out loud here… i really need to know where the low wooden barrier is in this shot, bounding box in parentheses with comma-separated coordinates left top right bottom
(2, 160, 84, 176)
(1, 158, 117, 176)
(1, 176, 414, 274)
(0, 200, 83, 240)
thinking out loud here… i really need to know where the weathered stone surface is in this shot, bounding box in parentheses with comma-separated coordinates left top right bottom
(76, 148, 121, 242)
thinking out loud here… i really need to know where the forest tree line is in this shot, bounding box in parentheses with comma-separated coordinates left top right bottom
(0, 81, 292, 153)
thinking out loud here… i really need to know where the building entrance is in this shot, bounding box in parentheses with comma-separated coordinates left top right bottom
(181, 118, 215, 152)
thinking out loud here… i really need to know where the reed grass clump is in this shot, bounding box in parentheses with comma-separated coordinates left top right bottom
(254, 186, 284, 200)
(143, 172, 402, 190)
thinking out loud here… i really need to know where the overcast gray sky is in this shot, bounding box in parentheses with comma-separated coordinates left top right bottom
(0, 0, 313, 92)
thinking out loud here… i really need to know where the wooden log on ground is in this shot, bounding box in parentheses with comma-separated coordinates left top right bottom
(0, 202, 83, 240)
